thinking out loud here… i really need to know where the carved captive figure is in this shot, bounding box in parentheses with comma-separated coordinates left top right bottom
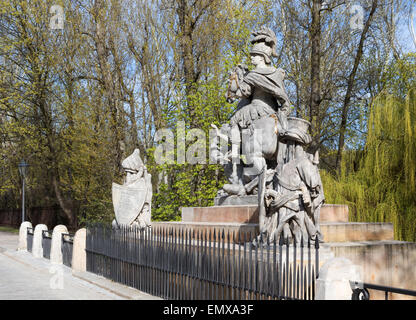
(263, 118, 325, 244)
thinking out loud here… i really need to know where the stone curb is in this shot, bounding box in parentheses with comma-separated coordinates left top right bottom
(72, 271, 162, 300)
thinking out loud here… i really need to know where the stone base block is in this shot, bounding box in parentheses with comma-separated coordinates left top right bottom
(316, 257, 362, 300)
(319, 204, 349, 223)
(156, 221, 393, 243)
(182, 204, 349, 224)
(182, 206, 259, 224)
(323, 241, 416, 300)
(214, 195, 258, 206)
(321, 222, 394, 242)
(153, 221, 258, 243)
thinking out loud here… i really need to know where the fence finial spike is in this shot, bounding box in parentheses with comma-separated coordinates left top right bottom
(279, 233, 284, 246)
(314, 236, 320, 249)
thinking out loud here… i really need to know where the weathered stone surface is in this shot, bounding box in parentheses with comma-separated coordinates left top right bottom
(214, 195, 258, 206)
(72, 228, 86, 272)
(325, 241, 416, 300)
(183, 204, 346, 224)
(32, 224, 48, 258)
(112, 149, 152, 228)
(50, 225, 68, 264)
(182, 206, 259, 224)
(321, 222, 394, 242)
(316, 257, 362, 300)
(181, 207, 393, 242)
(152, 221, 258, 243)
(320, 204, 348, 223)
(18, 221, 32, 251)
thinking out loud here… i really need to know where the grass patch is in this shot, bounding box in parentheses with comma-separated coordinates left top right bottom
(0, 226, 19, 234)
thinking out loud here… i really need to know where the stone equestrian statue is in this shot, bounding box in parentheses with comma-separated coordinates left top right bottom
(212, 27, 291, 198)
(211, 27, 325, 244)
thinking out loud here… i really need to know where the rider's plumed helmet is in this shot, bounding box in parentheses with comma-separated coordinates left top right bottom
(249, 27, 278, 64)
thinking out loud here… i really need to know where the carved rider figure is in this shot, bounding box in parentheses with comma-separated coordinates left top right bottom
(215, 27, 293, 199)
(228, 27, 291, 129)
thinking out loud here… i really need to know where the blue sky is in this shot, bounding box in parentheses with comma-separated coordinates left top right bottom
(398, 1, 416, 53)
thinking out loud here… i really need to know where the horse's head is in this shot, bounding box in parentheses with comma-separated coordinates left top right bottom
(225, 70, 239, 103)
(225, 64, 248, 103)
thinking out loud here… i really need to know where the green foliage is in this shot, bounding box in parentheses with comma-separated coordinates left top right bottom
(147, 3, 272, 221)
(0, 226, 19, 234)
(150, 78, 233, 221)
(322, 87, 416, 241)
(152, 164, 223, 222)
(382, 53, 416, 98)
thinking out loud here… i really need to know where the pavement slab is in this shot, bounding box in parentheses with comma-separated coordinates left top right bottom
(0, 231, 158, 300)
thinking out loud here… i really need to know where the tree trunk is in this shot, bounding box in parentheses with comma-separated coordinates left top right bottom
(309, 0, 322, 151)
(336, 0, 378, 171)
(177, 0, 198, 126)
(93, 0, 125, 173)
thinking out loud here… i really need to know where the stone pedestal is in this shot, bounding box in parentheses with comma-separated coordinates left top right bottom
(180, 204, 394, 243)
(176, 204, 355, 244)
(182, 204, 349, 224)
(214, 195, 258, 206)
(175, 203, 416, 299)
(182, 205, 259, 224)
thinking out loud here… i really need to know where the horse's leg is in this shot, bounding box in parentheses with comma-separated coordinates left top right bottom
(242, 128, 267, 179)
(220, 125, 248, 196)
(257, 158, 267, 237)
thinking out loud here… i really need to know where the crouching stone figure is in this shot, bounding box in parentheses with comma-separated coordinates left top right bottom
(260, 118, 324, 244)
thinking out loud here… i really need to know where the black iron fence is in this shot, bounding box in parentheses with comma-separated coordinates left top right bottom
(27, 227, 33, 252)
(86, 224, 319, 300)
(42, 230, 52, 259)
(62, 233, 74, 267)
(350, 281, 416, 300)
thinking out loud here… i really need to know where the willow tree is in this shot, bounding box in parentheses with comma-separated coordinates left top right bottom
(322, 87, 416, 241)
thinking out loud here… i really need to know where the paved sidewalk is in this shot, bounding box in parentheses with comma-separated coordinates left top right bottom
(0, 231, 159, 300)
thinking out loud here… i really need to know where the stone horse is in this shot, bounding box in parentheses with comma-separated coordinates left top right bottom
(211, 64, 287, 198)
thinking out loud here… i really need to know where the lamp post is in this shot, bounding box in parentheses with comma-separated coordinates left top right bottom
(18, 159, 29, 223)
